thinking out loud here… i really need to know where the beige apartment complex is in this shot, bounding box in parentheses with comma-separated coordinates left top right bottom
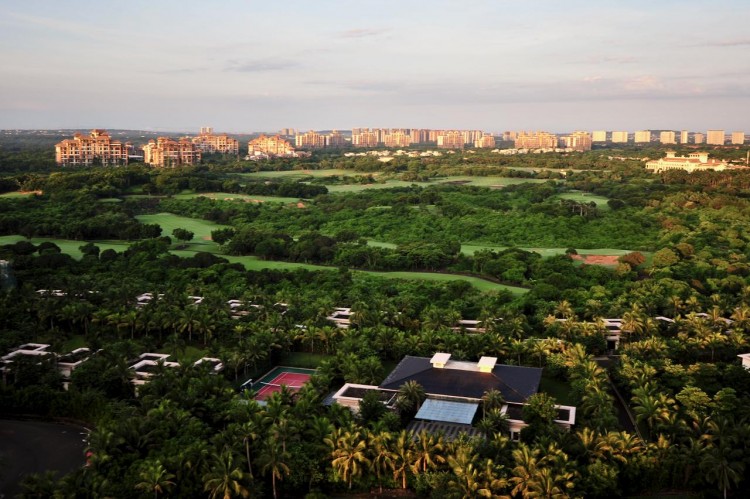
(474, 133, 496, 148)
(591, 130, 607, 142)
(680, 131, 689, 144)
(731, 131, 745, 145)
(295, 130, 327, 149)
(694, 133, 705, 144)
(611, 131, 628, 143)
(560, 131, 592, 152)
(352, 129, 379, 147)
(383, 130, 412, 148)
(143, 137, 201, 167)
(514, 131, 557, 149)
(191, 128, 239, 154)
(707, 130, 725, 145)
(55, 129, 130, 166)
(660, 131, 676, 144)
(327, 130, 347, 147)
(634, 130, 652, 143)
(437, 131, 466, 149)
(247, 134, 296, 157)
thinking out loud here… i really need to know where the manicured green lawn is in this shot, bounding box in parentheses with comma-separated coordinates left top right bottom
(240, 168, 359, 179)
(135, 213, 228, 253)
(461, 243, 640, 257)
(173, 192, 303, 203)
(557, 191, 611, 210)
(0, 191, 39, 198)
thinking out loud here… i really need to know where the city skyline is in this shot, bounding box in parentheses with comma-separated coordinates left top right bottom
(1, 1, 749, 132)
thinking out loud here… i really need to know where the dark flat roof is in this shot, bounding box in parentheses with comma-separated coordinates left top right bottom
(379, 356, 542, 404)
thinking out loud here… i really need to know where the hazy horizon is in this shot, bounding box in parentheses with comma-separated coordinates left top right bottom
(2, 0, 749, 133)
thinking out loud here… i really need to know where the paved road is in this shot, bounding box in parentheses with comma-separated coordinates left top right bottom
(0, 419, 87, 497)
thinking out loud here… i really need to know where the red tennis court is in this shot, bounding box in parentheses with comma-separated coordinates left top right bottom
(254, 371, 312, 401)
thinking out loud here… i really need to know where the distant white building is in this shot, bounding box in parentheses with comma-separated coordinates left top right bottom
(646, 151, 728, 173)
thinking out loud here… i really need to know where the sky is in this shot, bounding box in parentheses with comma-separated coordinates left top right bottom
(1, 0, 749, 133)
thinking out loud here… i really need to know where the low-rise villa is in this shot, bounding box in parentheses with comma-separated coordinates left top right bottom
(645, 151, 728, 173)
(333, 353, 576, 441)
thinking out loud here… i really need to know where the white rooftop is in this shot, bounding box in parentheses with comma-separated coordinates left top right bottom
(430, 352, 451, 365)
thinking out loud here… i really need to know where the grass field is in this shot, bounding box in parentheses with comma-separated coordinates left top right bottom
(557, 191, 611, 210)
(0, 191, 39, 198)
(173, 192, 304, 203)
(135, 213, 228, 252)
(368, 240, 639, 258)
(361, 270, 528, 294)
(241, 169, 359, 179)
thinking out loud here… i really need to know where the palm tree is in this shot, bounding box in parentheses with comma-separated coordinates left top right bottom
(135, 461, 176, 499)
(256, 438, 290, 499)
(368, 430, 395, 493)
(701, 443, 744, 499)
(202, 451, 251, 499)
(391, 430, 415, 489)
(411, 430, 446, 473)
(482, 389, 505, 418)
(510, 444, 539, 497)
(329, 429, 370, 489)
(527, 467, 575, 499)
(395, 380, 426, 414)
(447, 445, 492, 499)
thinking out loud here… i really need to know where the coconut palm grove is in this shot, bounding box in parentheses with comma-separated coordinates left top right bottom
(2, 133, 750, 498)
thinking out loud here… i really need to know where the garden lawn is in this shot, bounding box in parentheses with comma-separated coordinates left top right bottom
(135, 213, 228, 252)
(240, 168, 359, 179)
(557, 191, 611, 210)
(360, 270, 528, 294)
(173, 192, 303, 203)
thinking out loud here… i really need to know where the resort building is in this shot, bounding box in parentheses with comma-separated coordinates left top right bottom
(707, 130, 726, 145)
(645, 151, 728, 173)
(333, 353, 576, 441)
(191, 128, 239, 154)
(731, 131, 745, 145)
(738, 353, 750, 370)
(143, 137, 202, 167)
(514, 131, 558, 149)
(55, 129, 130, 166)
(247, 134, 296, 157)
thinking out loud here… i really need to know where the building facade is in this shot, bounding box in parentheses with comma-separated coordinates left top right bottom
(694, 133, 705, 144)
(645, 151, 728, 173)
(731, 131, 745, 145)
(660, 131, 676, 144)
(474, 133, 496, 148)
(634, 130, 652, 143)
(352, 129, 380, 148)
(560, 131, 592, 152)
(707, 130, 726, 145)
(191, 128, 239, 154)
(437, 131, 465, 149)
(611, 131, 629, 143)
(383, 130, 412, 148)
(514, 131, 557, 149)
(591, 130, 607, 142)
(55, 129, 130, 166)
(680, 130, 689, 144)
(143, 137, 201, 167)
(295, 130, 327, 149)
(247, 134, 296, 157)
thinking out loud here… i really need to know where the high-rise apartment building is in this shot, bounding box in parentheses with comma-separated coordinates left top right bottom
(410, 128, 428, 144)
(694, 133, 705, 144)
(611, 131, 629, 143)
(514, 131, 557, 149)
(383, 130, 412, 148)
(634, 130, 652, 143)
(55, 129, 130, 166)
(143, 137, 201, 167)
(731, 131, 745, 145)
(437, 131, 465, 149)
(327, 130, 347, 148)
(474, 133, 496, 148)
(680, 131, 689, 144)
(660, 131, 676, 145)
(707, 130, 725, 145)
(592, 131, 607, 142)
(248, 134, 296, 157)
(560, 131, 592, 152)
(191, 128, 239, 154)
(295, 130, 327, 149)
(502, 131, 518, 141)
(351, 129, 379, 148)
